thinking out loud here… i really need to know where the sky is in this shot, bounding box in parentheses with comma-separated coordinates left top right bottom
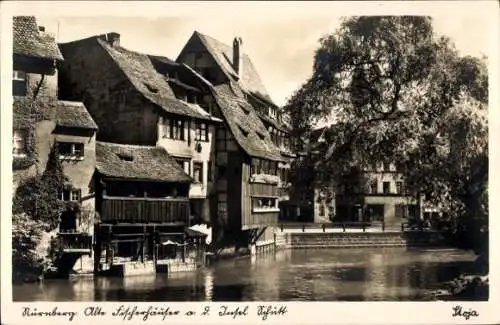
(29, 2, 495, 107)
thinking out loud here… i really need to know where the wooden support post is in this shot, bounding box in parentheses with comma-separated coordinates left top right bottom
(382, 222, 385, 232)
(280, 224, 283, 232)
(142, 225, 146, 263)
(401, 223, 404, 232)
(183, 233, 186, 263)
(362, 224, 366, 232)
(302, 225, 305, 232)
(342, 223, 346, 232)
(322, 224, 325, 232)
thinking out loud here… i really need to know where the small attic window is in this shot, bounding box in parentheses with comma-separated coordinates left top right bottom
(238, 125, 249, 137)
(144, 82, 158, 93)
(256, 131, 265, 140)
(239, 103, 250, 114)
(117, 151, 134, 162)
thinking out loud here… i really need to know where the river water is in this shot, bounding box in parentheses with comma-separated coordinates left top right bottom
(13, 247, 477, 301)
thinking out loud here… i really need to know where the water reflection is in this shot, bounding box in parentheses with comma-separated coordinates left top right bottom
(13, 248, 477, 301)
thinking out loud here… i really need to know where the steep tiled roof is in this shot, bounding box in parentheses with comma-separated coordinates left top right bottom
(212, 82, 282, 161)
(12, 97, 97, 130)
(55, 101, 98, 130)
(191, 31, 275, 105)
(96, 141, 191, 182)
(13, 16, 63, 61)
(98, 39, 217, 122)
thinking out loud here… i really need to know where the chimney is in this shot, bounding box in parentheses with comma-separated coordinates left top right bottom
(107, 32, 120, 47)
(232, 37, 243, 75)
(38, 26, 45, 32)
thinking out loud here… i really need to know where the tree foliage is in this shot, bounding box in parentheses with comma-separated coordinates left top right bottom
(13, 144, 68, 230)
(285, 16, 488, 251)
(12, 213, 51, 283)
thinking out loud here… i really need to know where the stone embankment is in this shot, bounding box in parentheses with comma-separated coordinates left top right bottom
(275, 230, 446, 249)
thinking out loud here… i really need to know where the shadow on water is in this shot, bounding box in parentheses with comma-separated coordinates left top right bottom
(13, 247, 479, 301)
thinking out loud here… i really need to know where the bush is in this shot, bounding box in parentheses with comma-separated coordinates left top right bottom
(12, 213, 51, 283)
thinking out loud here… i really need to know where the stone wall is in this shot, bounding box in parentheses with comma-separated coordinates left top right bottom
(59, 39, 157, 145)
(275, 231, 446, 249)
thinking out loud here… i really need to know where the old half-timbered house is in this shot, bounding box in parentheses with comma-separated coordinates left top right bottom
(93, 141, 206, 276)
(12, 16, 98, 274)
(177, 32, 284, 253)
(58, 32, 221, 232)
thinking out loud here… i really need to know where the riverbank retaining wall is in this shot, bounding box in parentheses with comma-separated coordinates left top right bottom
(275, 231, 447, 249)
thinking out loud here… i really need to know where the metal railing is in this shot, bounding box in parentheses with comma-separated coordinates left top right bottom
(278, 221, 385, 233)
(401, 221, 434, 232)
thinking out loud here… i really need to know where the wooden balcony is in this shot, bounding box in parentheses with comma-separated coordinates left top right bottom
(56, 232, 93, 254)
(101, 196, 189, 224)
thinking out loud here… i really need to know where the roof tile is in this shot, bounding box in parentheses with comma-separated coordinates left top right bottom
(212, 83, 283, 161)
(96, 141, 191, 182)
(98, 39, 217, 122)
(55, 101, 98, 130)
(194, 32, 275, 105)
(13, 16, 63, 61)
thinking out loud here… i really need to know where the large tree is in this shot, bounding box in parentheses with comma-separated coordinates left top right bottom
(285, 16, 488, 252)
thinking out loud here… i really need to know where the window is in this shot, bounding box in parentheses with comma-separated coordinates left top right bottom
(366, 204, 385, 221)
(162, 118, 185, 140)
(252, 197, 278, 212)
(13, 70, 27, 96)
(12, 129, 27, 156)
(175, 159, 190, 175)
(193, 162, 203, 183)
(251, 158, 260, 175)
(60, 188, 81, 202)
(279, 167, 290, 184)
(187, 93, 197, 104)
(207, 160, 213, 182)
(396, 181, 404, 194)
(395, 204, 407, 218)
(383, 182, 391, 194)
(369, 180, 378, 194)
(195, 122, 208, 141)
(268, 107, 277, 119)
(218, 165, 227, 179)
(57, 142, 84, 159)
(319, 204, 325, 217)
(13, 70, 26, 81)
(383, 162, 391, 172)
(283, 136, 290, 150)
(217, 127, 227, 151)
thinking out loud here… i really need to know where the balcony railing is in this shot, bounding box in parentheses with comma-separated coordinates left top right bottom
(56, 232, 93, 253)
(101, 196, 189, 224)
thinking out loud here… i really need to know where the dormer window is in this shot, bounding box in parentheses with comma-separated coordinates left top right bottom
(239, 103, 250, 114)
(256, 131, 265, 140)
(238, 125, 249, 137)
(117, 152, 134, 161)
(143, 82, 158, 93)
(13, 70, 27, 96)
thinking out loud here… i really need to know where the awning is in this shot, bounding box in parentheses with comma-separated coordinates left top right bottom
(185, 228, 208, 238)
(161, 240, 188, 246)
